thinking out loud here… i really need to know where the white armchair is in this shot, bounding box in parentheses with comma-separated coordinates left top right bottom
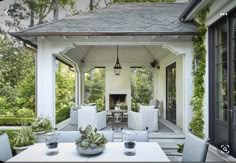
(77, 106, 106, 130)
(128, 105, 158, 132)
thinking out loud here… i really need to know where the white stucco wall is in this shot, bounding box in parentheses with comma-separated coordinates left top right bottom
(156, 53, 184, 129)
(105, 66, 131, 111)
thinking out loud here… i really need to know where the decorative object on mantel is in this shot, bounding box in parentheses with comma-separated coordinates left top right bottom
(113, 45, 122, 75)
(31, 116, 53, 143)
(76, 125, 107, 155)
(115, 101, 127, 111)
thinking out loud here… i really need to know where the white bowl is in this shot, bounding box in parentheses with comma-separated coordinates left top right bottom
(76, 146, 104, 155)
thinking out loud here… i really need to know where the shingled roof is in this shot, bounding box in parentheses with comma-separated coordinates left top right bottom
(10, 3, 197, 37)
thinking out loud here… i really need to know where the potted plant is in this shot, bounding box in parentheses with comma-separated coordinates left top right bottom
(31, 116, 52, 143)
(13, 126, 35, 154)
(76, 125, 107, 155)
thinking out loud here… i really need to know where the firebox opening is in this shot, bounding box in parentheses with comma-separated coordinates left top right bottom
(109, 94, 127, 110)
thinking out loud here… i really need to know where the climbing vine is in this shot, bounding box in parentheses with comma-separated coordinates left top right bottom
(190, 8, 209, 138)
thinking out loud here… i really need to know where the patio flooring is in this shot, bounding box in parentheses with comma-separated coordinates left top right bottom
(60, 119, 174, 133)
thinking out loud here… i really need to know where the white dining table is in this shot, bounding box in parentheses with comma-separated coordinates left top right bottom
(8, 142, 170, 162)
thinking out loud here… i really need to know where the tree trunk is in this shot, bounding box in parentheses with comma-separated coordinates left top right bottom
(90, 0, 94, 11)
(29, 9, 34, 27)
(53, 0, 59, 21)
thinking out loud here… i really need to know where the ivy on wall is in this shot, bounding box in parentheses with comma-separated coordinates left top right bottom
(190, 8, 209, 138)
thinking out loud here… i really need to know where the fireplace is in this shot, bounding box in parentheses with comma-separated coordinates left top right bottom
(109, 94, 127, 110)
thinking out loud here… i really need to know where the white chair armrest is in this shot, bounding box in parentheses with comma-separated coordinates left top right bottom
(96, 111, 106, 130)
(128, 111, 142, 130)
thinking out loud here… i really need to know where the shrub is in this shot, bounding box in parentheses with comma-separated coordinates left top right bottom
(4, 111, 15, 117)
(16, 108, 35, 118)
(13, 126, 35, 147)
(31, 116, 52, 133)
(56, 106, 70, 124)
(0, 117, 35, 126)
(96, 98, 105, 112)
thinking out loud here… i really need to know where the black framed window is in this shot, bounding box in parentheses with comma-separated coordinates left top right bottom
(215, 21, 228, 122)
(209, 8, 236, 157)
(166, 62, 176, 124)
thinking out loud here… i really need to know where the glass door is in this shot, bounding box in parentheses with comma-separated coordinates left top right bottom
(214, 20, 229, 145)
(210, 10, 236, 157)
(230, 16, 236, 157)
(166, 62, 176, 124)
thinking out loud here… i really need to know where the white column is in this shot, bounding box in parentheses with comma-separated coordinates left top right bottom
(36, 38, 56, 127)
(203, 30, 209, 140)
(75, 71, 82, 105)
(183, 50, 193, 134)
(80, 70, 85, 104)
(153, 69, 158, 99)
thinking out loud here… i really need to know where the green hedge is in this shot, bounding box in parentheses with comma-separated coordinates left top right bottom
(0, 117, 35, 126)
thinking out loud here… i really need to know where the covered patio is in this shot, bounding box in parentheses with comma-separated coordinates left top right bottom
(5, 2, 232, 162)
(11, 3, 195, 135)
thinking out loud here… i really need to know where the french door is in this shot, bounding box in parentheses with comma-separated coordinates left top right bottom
(209, 9, 236, 157)
(166, 62, 176, 124)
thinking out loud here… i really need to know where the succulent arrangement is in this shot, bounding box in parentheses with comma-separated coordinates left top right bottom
(31, 116, 52, 133)
(76, 125, 107, 149)
(13, 126, 35, 147)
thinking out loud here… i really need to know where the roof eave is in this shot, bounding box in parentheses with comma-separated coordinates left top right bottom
(179, 0, 213, 22)
(9, 32, 37, 49)
(9, 31, 198, 37)
(179, 0, 202, 22)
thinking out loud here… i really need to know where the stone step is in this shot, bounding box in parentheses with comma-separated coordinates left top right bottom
(113, 132, 185, 139)
(149, 132, 185, 139)
(150, 138, 185, 144)
(159, 143, 179, 149)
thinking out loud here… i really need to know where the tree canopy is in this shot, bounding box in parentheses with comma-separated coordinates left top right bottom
(6, 0, 76, 28)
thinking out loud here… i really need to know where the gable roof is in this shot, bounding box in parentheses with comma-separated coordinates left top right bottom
(10, 3, 197, 37)
(179, 0, 202, 21)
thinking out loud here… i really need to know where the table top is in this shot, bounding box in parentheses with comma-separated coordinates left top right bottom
(8, 142, 170, 162)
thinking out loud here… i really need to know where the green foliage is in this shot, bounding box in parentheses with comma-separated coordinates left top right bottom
(84, 68, 105, 111)
(0, 36, 75, 125)
(15, 70, 35, 110)
(131, 68, 153, 111)
(56, 63, 75, 124)
(190, 8, 209, 138)
(0, 130, 19, 151)
(76, 125, 107, 149)
(0, 38, 34, 88)
(177, 144, 184, 153)
(0, 118, 35, 126)
(0, 36, 35, 118)
(56, 106, 71, 124)
(7, 0, 76, 27)
(113, 0, 175, 2)
(31, 116, 52, 133)
(13, 126, 35, 147)
(0, 130, 4, 135)
(16, 108, 35, 118)
(1, 1, 76, 126)
(95, 98, 105, 112)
